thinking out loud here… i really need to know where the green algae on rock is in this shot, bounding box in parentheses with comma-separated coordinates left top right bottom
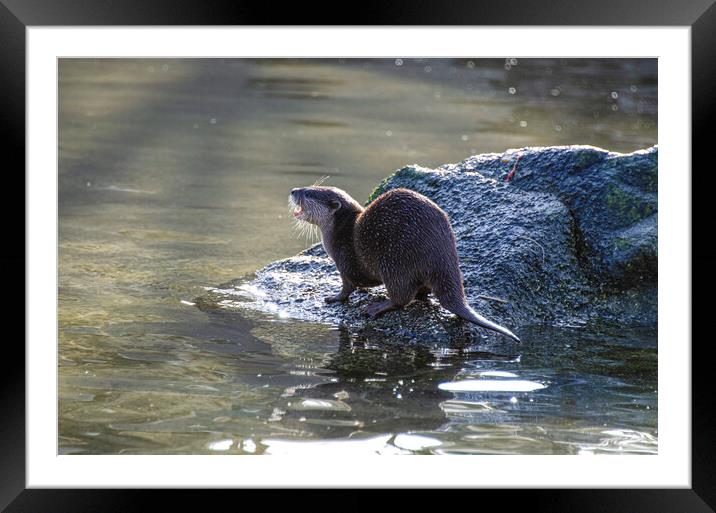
(199, 145, 657, 343)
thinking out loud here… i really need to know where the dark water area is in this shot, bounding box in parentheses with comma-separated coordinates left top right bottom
(58, 58, 657, 455)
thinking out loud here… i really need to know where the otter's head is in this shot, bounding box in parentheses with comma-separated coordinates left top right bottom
(289, 186, 362, 229)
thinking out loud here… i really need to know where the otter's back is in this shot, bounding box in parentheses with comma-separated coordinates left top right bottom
(354, 188, 459, 282)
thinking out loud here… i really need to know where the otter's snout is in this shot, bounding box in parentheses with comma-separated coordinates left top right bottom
(289, 188, 306, 220)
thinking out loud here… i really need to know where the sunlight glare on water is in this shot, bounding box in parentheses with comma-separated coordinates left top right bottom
(438, 380, 547, 392)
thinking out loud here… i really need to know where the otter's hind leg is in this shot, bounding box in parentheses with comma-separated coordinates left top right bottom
(415, 286, 431, 302)
(365, 281, 419, 319)
(365, 300, 395, 318)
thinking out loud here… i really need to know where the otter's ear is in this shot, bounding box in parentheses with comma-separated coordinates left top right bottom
(328, 199, 341, 211)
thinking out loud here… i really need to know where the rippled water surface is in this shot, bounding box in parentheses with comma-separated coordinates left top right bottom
(59, 58, 657, 455)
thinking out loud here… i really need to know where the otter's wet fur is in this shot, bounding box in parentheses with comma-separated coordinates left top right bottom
(289, 185, 520, 342)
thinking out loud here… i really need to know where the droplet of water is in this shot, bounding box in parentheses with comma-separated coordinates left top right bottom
(611, 91, 619, 99)
(395, 58, 403, 66)
(630, 85, 638, 92)
(550, 88, 561, 96)
(467, 61, 475, 69)
(510, 396, 518, 403)
(508, 87, 517, 95)
(519, 120, 528, 127)
(385, 130, 392, 137)
(461, 134, 469, 141)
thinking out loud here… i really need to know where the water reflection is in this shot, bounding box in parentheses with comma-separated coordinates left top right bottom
(59, 58, 657, 455)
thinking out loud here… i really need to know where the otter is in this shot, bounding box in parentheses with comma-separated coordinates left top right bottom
(289, 185, 520, 342)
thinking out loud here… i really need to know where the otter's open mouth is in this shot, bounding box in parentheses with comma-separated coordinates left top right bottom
(292, 205, 303, 218)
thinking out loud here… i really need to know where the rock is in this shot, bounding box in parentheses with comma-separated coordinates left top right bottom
(199, 145, 657, 343)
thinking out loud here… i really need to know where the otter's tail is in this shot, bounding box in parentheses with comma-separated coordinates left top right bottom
(438, 296, 521, 343)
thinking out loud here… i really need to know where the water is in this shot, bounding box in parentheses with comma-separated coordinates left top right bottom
(59, 58, 657, 455)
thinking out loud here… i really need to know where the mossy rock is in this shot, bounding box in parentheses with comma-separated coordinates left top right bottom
(198, 145, 657, 343)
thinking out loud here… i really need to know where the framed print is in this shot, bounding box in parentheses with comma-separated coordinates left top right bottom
(3, 0, 714, 511)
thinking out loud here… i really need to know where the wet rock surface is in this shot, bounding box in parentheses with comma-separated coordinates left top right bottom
(198, 145, 657, 343)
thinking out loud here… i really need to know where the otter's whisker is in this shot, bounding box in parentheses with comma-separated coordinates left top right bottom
(313, 175, 330, 187)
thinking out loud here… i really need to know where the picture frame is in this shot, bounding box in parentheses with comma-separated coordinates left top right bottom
(3, 0, 712, 510)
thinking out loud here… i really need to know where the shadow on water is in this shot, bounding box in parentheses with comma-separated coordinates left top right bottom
(160, 305, 656, 455)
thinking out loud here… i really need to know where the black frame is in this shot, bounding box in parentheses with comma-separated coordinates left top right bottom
(2, 1, 713, 511)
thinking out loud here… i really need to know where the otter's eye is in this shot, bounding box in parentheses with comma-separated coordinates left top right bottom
(328, 199, 341, 211)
